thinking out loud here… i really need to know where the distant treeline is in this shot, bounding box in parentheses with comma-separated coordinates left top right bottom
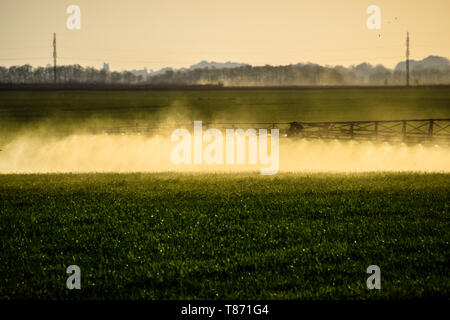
(1, 62, 450, 86)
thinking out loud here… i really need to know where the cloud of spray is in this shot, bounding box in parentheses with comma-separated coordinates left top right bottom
(1, 132, 449, 173)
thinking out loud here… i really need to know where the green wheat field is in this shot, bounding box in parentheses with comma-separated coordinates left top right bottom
(0, 87, 449, 299)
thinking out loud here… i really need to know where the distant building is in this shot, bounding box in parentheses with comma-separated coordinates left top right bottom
(131, 67, 148, 77)
(103, 63, 110, 73)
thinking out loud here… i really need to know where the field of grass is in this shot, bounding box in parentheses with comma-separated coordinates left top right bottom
(0, 173, 448, 299)
(1, 87, 450, 134)
(0, 88, 448, 300)
(1, 87, 449, 147)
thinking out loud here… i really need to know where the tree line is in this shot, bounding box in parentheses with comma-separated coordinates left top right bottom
(1, 62, 449, 86)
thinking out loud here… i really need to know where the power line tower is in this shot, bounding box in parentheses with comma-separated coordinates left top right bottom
(406, 32, 410, 87)
(53, 32, 57, 83)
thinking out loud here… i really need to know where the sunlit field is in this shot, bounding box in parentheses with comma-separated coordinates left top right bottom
(0, 173, 449, 299)
(0, 88, 449, 299)
(1, 87, 450, 138)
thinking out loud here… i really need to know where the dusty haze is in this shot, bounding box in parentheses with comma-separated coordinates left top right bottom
(1, 132, 449, 173)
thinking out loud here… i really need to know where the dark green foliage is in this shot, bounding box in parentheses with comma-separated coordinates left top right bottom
(0, 173, 448, 299)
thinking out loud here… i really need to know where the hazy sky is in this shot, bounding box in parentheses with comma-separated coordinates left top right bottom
(1, 0, 449, 71)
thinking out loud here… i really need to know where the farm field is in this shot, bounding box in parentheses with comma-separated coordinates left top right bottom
(0, 87, 449, 300)
(0, 173, 449, 299)
(0, 87, 450, 140)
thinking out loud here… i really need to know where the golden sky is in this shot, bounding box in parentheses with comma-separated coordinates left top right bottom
(1, 0, 449, 70)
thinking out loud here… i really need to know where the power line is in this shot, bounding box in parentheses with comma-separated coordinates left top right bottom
(55, 45, 408, 56)
(0, 46, 51, 51)
(58, 57, 196, 64)
(0, 57, 49, 61)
